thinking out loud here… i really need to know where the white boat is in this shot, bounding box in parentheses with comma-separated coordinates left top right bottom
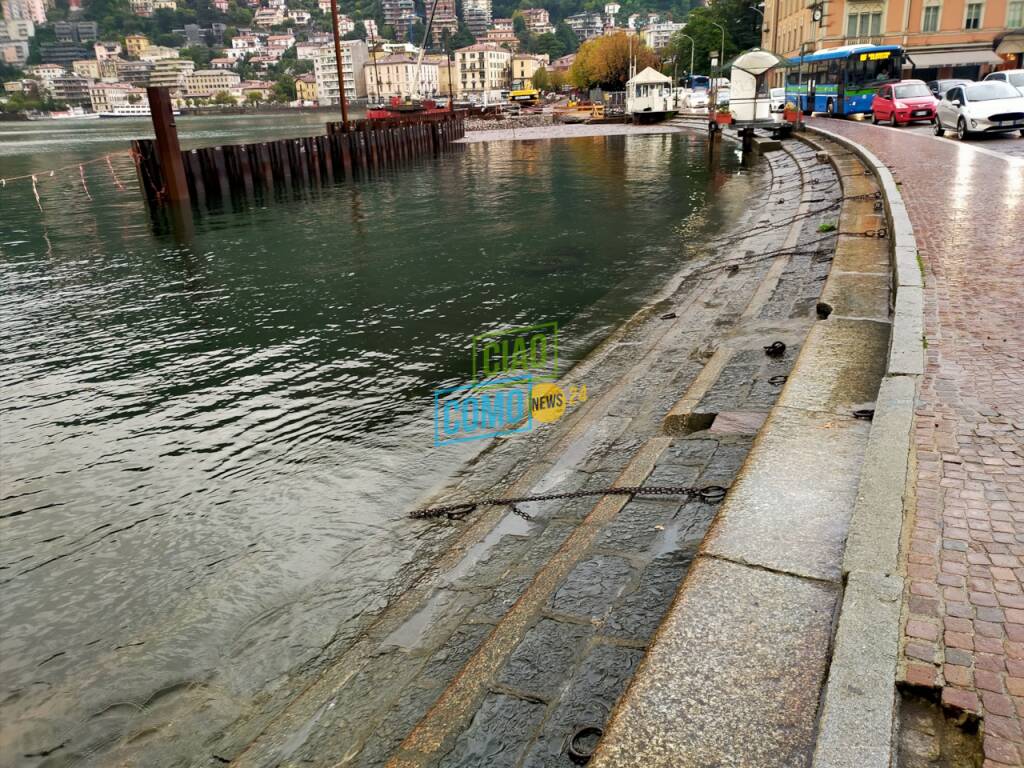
(48, 107, 100, 120)
(98, 104, 181, 118)
(626, 67, 680, 124)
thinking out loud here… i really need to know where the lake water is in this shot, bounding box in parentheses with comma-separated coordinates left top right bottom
(0, 114, 750, 764)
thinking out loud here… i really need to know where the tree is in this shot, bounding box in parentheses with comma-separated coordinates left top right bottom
(212, 90, 238, 105)
(0, 61, 23, 80)
(272, 75, 296, 101)
(531, 66, 550, 91)
(180, 45, 213, 68)
(555, 21, 578, 55)
(533, 32, 565, 60)
(450, 22, 475, 49)
(245, 90, 264, 105)
(408, 20, 425, 44)
(347, 20, 367, 39)
(569, 30, 658, 90)
(549, 69, 566, 91)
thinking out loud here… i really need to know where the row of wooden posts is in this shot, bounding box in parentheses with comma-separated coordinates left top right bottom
(131, 88, 466, 212)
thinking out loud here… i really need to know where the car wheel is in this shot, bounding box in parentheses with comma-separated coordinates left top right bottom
(889, 111, 897, 127)
(1020, 128, 1024, 137)
(957, 117, 969, 140)
(872, 111, 879, 124)
(933, 118, 944, 136)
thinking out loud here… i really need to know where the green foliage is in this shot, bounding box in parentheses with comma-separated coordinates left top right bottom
(532, 32, 565, 59)
(211, 89, 237, 105)
(272, 76, 296, 101)
(450, 22, 475, 50)
(0, 91, 67, 113)
(817, 222, 836, 232)
(180, 45, 214, 67)
(531, 66, 550, 90)
(663, 1, 762, 76)
(0, 61, 24, 80)
(245, 89, 264, 102)
(555, 21, 578, 55)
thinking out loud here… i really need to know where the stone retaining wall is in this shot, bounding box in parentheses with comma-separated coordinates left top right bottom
(465, 114, 555, 132)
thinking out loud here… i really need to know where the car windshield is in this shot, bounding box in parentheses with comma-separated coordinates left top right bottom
(1009, 73, 1024, 87)
(894, 83, 931, 98)
(966, 82, 1019, 101)
(771, 88, 784, 97)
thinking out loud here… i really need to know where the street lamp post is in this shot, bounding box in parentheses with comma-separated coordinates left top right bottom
(710, 21, 725, 73)
(710, 20, 725, 107)
(676, 32, 694, 79)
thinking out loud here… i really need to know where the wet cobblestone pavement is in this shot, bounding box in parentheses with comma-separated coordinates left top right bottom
(812, 119, 1024, 767)
(201, 137, 845, 768)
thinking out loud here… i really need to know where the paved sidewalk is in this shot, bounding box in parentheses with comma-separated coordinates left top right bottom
(812, 118, 1024, 766)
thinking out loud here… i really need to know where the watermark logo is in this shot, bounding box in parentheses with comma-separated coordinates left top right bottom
(473, 322, 558, 382)
(434, 322, 585, 446)
(434, 377, 532, 446)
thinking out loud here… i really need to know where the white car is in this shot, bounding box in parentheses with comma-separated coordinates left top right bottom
(769, 87, 786, 112)
(685, 89, 709, 109)
(934, 81, 1024, 139)
(983, 69, 1024, 97)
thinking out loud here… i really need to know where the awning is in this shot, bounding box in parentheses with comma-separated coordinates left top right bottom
(995, 30, 1024, 55)
(907, 48, 1004, 67)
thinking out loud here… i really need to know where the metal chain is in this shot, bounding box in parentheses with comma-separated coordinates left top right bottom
(410, 485, 729, 520)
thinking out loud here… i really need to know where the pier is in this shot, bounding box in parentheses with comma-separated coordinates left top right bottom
(131, 87, 465, 212)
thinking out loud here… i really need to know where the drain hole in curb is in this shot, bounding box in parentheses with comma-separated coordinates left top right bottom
(663, 411, 717, 437)
(816, 302, 833, 320)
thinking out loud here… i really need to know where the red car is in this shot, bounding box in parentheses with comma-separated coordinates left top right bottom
(871, 80, 938, 126)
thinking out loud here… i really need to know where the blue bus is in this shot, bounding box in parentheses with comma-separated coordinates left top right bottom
(786, 44, 905, 116)
(686, 75, 711, 91)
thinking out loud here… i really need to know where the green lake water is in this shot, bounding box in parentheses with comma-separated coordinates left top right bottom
(0, 113, 753, 764)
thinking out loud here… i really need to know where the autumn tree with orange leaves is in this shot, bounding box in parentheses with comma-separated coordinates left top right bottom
(568, 31, 660, 91)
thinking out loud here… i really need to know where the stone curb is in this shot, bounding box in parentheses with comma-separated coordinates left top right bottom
(804, 125, 923, 768)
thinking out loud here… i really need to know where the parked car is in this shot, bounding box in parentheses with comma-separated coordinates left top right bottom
(685, 89, 709, 109)
(926, 78, 973, 99)
(769, 87, 785, 112)
(934, 80, 1024, 139)
(871, 80, 938, 125)
(983, 69, 1024, 96)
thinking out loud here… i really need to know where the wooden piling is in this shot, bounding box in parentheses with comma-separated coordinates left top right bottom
(145, 87, 189, 205)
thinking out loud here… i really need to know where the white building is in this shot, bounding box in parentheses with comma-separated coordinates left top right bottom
(89, 82, 145, 112)
(139, 45, 181, 62)
(520, 7, 552, 35)
(313, 39, 369, 104)
(295, 41, 322, 60)
(1, 0, 46, 24)
(0, 18, 35, 40)
(185, 68, 242, 96)
(456, 42, 510, 101)
(253, 7, 285, 26)
(364, 54, 439, 99)
(565, 12, 603, 41)
(641, 21, 685, 51)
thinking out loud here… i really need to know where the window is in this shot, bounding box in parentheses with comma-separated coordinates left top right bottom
(922, 2, 941, 30)
(847, 11, 882, 37)
(964, 2, 982, 27)
(1009, 0, 1023, 26)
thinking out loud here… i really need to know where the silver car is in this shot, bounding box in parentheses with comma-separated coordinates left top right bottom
(933, 81, 1024, 140)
